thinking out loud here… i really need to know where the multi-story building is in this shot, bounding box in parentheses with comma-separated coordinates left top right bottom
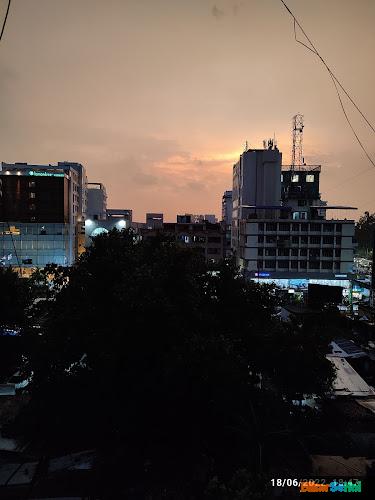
(221, 191, 233, 257)
(177, 214, 217, 224)
(146, 213, 163, 229)
(0, 162, 87, 272)
(139, 222, 225, 263)
(231, 146, 356, 288)
(222, 191, 233, 227)
(85, 208, 132, 244)
(87, 182, 107, 221)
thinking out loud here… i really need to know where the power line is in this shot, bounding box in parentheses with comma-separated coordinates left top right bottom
(279, 0, 375, 170)
(0, 0, 12, 43)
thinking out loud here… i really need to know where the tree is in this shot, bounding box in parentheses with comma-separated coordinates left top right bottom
(10, 230, 335, 495)
(355, 211, 375, 257)
(0, 266, 30, 329)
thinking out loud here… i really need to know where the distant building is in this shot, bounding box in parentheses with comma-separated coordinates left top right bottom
(176, 214, 217, 224)
(85, 208, 132, 245)
(139, 222, 225, 263)
(222, 191, 233, 226)
(87, 182, 107, 221)
(221, 191, 233, 257)
(0, 161, 87, 272)
(231, 145, 356, 287)
(146, 213, 163, 229)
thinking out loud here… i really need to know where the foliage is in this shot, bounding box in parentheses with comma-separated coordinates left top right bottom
(355, 211, 375, 256)
(10, 230, 335, 494)
(0, 266, 30, 329)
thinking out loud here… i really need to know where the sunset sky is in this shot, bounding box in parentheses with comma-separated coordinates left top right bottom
(0, 0, 374, 221)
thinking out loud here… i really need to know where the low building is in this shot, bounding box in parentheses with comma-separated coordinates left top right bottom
(139, 222, 225, 263)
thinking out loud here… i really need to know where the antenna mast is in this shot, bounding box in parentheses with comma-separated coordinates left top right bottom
(291, 113, 304, 174)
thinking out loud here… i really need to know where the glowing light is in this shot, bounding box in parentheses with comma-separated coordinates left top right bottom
(117, 219, 126, 228)
(85, 219, 93, 226)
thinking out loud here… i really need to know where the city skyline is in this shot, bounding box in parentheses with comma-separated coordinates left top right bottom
(0, 0, 374, 220)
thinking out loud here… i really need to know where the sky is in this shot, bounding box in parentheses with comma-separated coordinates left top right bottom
(0, 0, 374, 221)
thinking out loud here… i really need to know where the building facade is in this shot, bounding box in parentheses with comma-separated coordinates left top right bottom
(139, 222, 225, 263)
(231, 147, 356, 286)
(87, 182, 107, 221)
(146, 213, 164, 229)
(0, 162, 87, 272)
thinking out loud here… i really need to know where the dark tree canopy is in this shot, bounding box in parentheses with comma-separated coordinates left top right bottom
(10, 229, 335, 496)
(355, 211, 375, 256)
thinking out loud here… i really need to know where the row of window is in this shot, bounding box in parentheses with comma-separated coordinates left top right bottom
(257, 235, 342, 245)
(0, 224, 69, 235)
(258, 248, 341, 257)
(258, 222, 342, 232)
(0, 241, 68, 250)
(281, 174, 315, 183)
(257, 260, 340, 270)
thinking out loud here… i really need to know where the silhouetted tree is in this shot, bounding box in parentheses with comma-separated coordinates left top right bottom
(10, 230, 335, 495)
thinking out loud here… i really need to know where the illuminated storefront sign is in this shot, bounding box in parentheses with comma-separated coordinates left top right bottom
(29, 170, 65, 177)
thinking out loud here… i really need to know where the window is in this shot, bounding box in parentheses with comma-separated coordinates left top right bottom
(278, 248, 289, 256)
(265, 260, 276, 268)
(292, 236, 299, 244)
(336, 237, 342, 245)
(265, 248, 276, 256)
(322, 249, 333, 257)
(323, 236, 333, 244)
(258, 235, 264, 243)
(335, 249, 341, 258)
(301, 223, 308, 232)
(291, 248, 298, 256)
(258, 223, 264, 231)
(309, 249, 320, 257)
(292, 174, 299, 182)
(310, 223, 321, 232)
(281, 174, 284, 182)
(292, 223, 299, 231)
(291, 260, 298, 268)
(278, 260, 289, 268)
(207, 236, 221, 243)
(334, 261, 340, 269)
(323, 224, 333, 232)
(300, 248, 307, 256)
(299, 212, 307, 220)
(279, 223, 290, 231)
(29, 192, 36, 199)
(300, 260, 307, 268)
(29, 203, 36, 211)
(301, 236, 308, 244)
(266, 222, 277, 231)
(335, 223, 342, 232)
(28, 181, 35, 188)
(258, 248, 263, 256)
(322, 261, 333, 269)
(266, 235, 276, 243)
(306, 174, 315, 182)
(257, 260, 263, 269)
(309, 261, 320, 269)
(298, 199, 307, 206)
(310, 236, 321, 244)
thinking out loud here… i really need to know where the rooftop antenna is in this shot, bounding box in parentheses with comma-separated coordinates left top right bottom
(291, 113, 304, 175)
(244, 140, 248, 152)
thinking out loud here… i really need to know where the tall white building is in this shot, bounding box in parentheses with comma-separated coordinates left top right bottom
(231, 145, 356, 287)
